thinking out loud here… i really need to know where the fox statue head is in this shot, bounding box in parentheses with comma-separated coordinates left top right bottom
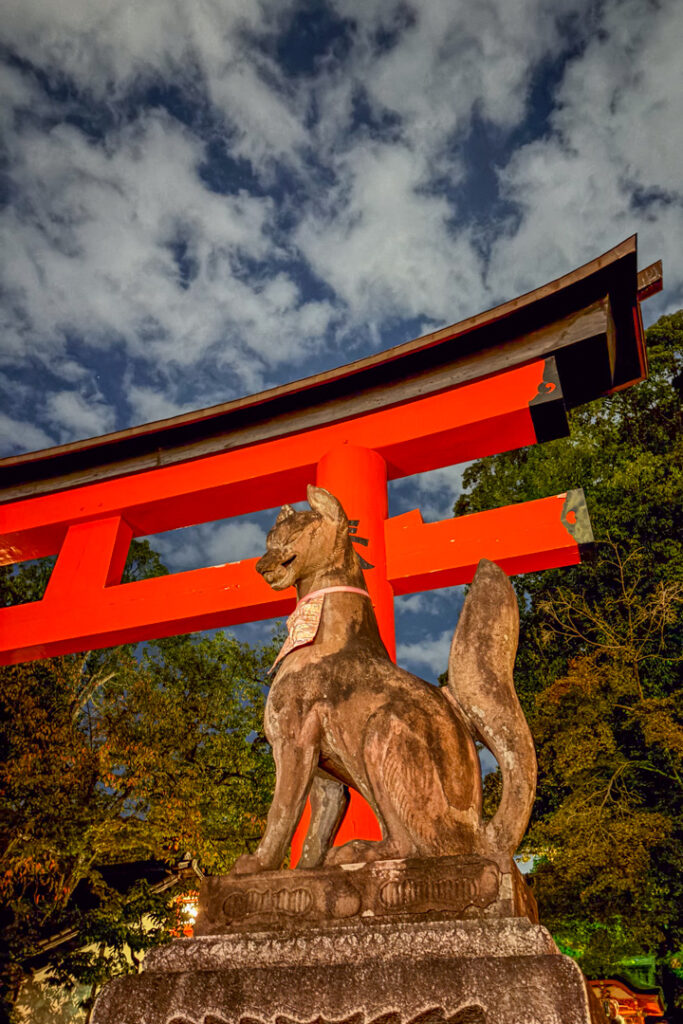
(255, 485, 356, 592)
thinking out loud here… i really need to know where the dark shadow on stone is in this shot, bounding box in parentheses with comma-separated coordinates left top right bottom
(451, 1009, 486, 1024)
(411, 1008, 486, 1024)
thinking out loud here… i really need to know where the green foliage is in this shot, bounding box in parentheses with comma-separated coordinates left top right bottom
(0, 539, 279, 1020)
(456, 311, 681, 694)
(455, 312, 683, 1007)
(25, 880, 183, 1023)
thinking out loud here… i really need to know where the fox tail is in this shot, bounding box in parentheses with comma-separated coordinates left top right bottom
(447, 558, 537, 858)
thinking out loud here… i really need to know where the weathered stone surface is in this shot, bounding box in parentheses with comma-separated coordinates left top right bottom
(91, 917, 604, 1024)
(148, 917, 557, 972)
(196, 856, 537, 935)
(232, 486, 536, 876)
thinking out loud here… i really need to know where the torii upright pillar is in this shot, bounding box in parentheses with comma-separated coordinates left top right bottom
(306, 445, 395, 857)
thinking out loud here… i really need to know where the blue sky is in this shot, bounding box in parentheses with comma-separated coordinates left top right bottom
(1, 0, 682, 680)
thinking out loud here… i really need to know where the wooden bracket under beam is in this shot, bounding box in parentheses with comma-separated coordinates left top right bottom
(637, 261, 663, 301)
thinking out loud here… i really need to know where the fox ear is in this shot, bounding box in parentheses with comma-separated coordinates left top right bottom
(275, 504, 296, 526)
(307, 485, 347, 526)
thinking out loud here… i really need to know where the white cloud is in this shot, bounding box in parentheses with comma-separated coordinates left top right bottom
(0, 412, 54, 455)
(394, 593, 431, 616)
(125, 386, 190, 425)
(397, 627, 452, 680)
(390, 463, 471, 523)
(296, 139, 485, 325)
(0, 0, 304, 165)
(210, 60, 308, 168)
(395, 588, 464, 620)
(336, 0, 584, 145)
(45, 389, 116, 442)
(0, 62, 51, 137)
(290, 0, 601, 329)
(2, 0, 266, 93)
(488, 0, 683, 310)
(0, 108, 338, 396)
(150, 518, 267, 573)
(0, 0, 333, 423)
(300, 0, 683, 330)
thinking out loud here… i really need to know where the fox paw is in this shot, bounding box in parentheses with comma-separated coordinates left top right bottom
(231, 852, 269, 875)
(324, 839, 384, 866)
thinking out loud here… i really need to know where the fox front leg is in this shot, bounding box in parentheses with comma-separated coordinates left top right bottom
(297, 774, 350, 870)
(232, 733, 319, 875)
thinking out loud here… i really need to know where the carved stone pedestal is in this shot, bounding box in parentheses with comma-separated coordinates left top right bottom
(91, 857, 604, 1024)
(195, 855, 538, 934)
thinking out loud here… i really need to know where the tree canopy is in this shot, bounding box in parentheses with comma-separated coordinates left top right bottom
(0, 542, 279, 1022)
(456, 311, 683, 1009)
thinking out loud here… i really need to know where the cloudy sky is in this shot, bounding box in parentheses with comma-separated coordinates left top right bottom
(1, 0, 681, 677)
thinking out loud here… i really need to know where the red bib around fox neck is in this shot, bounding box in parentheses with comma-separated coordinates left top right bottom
(268, 586, 371, 675)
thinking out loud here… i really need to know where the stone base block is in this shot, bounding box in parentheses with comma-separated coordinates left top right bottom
(91, 917, 604, 1024)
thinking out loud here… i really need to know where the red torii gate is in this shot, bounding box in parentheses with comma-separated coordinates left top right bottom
(0, 236, 661, 861)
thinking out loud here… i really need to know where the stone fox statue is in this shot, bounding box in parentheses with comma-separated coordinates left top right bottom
(232, 485, 536, 875)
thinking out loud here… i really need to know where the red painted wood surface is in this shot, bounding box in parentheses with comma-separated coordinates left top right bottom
(317, 444, 395, 660)
(386, 491, 584, 593)
(0, 360, 550, 566)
